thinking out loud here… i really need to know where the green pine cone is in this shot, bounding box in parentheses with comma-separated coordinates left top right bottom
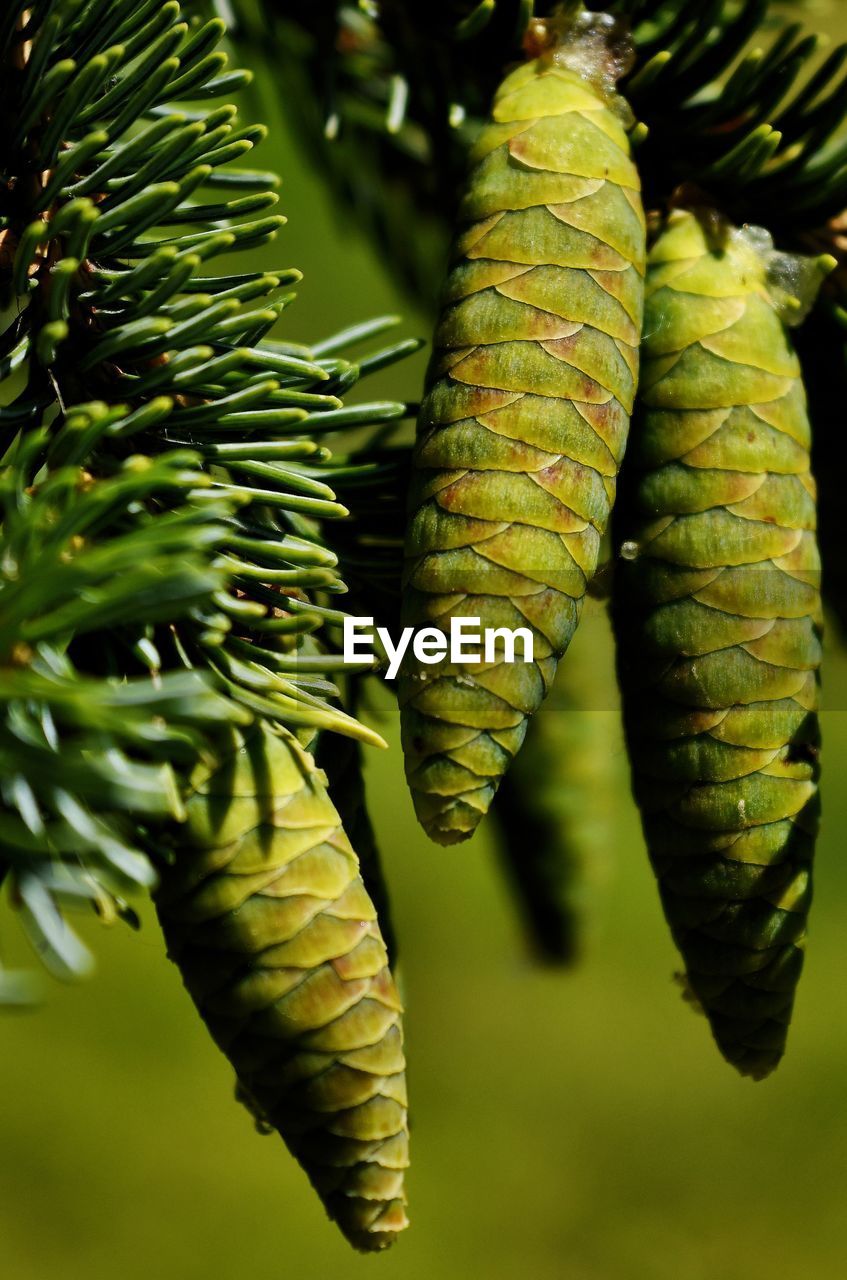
(154, 724, 409, 1250)
(614, 209, 827, 1080)
(315, 731, 399, 966)
(493, 610, 617, 964)
(399, 27, 646, 844)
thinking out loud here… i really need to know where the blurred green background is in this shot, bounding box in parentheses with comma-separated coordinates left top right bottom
(4, 12, 847, 1279)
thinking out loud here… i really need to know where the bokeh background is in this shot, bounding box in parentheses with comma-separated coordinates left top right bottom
(4, 8, 847, 1278)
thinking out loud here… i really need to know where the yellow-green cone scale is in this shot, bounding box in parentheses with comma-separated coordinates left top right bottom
(154, 724, 409, 1249)
(399, 49, 645, 844)
(614, 210, 825, 1079)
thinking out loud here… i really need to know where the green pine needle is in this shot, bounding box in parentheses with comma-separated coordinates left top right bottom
(0, 0, 413, 997)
